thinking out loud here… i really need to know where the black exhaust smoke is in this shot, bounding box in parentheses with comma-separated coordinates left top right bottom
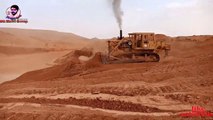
(119, 30, 123, 40)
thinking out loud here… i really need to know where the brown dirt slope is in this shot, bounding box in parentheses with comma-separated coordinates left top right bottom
(0, 35, 213, 120)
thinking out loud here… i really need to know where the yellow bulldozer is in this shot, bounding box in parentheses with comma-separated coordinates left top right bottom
(101, 30, 171, 64)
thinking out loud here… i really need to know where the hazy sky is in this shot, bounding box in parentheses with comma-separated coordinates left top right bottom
(0, 0, 213, 38)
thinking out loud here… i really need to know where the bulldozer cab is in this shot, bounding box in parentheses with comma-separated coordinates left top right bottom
(128, 33, 155, 50)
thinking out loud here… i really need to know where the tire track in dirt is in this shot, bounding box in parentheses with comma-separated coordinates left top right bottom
(0, 97, 163, 113)
(0, 111, 185, 120)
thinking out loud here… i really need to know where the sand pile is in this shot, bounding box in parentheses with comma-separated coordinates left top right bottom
(84, 52, 102, 69)
(155, 34, 171, 41)
(8, 49, 103, 83)
(54, 48, 93, 65)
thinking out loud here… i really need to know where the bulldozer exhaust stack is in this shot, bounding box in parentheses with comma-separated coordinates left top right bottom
(119, 30, 123, 40)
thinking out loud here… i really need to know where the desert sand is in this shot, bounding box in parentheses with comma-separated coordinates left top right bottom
(0, 28, 213, 120)
(0, 28, 92, 83)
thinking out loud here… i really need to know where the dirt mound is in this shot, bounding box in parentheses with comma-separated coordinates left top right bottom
(84, 52, 102, 69)
(5, 49, 102, 83)
(155, 34, 171, 41)
(54, 48, 93, 65)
